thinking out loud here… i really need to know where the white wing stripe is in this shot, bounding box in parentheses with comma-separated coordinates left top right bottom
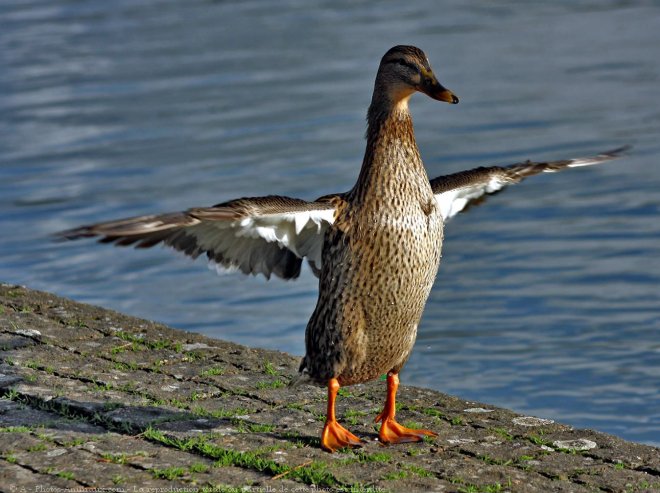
(230, 210, 334, 249)
(184, 207, 336, 278)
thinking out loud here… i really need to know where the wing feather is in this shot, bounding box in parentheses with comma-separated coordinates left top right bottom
(432, 146, 629, 220)
(58, 195, 336, 280)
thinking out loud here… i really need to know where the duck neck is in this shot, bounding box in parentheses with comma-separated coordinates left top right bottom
(350, 92, 427, 204)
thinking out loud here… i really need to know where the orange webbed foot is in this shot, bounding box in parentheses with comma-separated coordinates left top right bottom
(321, 378, 363, 453)
(375, 412, 437, 444)
(375, 372, 438, 445)
(321, 419, 363, 453)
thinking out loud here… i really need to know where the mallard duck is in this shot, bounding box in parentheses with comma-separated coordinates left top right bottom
(60, 45, 626, 452)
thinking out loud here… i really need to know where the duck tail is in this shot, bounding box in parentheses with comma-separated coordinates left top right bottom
(289, 359, 313, 387)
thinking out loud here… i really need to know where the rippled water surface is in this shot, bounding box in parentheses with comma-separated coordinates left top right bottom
(1, 0, 659, 446)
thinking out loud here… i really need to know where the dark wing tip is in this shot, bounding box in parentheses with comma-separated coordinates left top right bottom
(52, 226, 97, 242)
(610, 144, 632, 154)
(598, 145, 632, 160)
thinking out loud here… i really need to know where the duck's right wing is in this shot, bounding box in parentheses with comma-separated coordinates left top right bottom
(431, 147, 629, 220)
(57, 195, 337, 280)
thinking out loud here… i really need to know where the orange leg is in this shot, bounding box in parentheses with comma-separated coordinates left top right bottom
(375, 372, 437, 444)
(321, 378, 363, 453)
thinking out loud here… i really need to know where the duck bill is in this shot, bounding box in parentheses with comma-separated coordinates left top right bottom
(426, 82, 459, 104)
(421, 74, 459, 104)
(432, 86, 459, 104)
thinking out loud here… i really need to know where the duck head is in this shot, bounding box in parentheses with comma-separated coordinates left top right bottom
(375, 45, 459, 105)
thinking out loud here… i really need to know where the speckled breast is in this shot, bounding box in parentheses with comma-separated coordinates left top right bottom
(302, 183, 444, 386)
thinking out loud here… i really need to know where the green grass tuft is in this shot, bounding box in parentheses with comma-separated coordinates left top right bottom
(256, 379, 286, 390)
(263, 361, 278, 375)
(423, 407, 445, 418)
(492, 427, 513, 441)
(27, 443, 47, 452)
(247, 423, 276, 433)
(199, 367, 224, 377)
(337, 387, 352, 397)
(340, 450, 392, 464)
(152, 466, 186, 480)
(189, 462, 209, 473)
(383, 470, 408, 480)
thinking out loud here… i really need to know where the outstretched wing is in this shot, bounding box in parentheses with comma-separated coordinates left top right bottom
(58, 195, 337, 280)
(431, 147, 629, 220)
(59, 148, 628, 279)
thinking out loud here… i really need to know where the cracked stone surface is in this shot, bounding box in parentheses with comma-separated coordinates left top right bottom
(0, 283, 658, 492)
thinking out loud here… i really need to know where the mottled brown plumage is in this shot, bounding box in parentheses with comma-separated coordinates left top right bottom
(300, 46, 449, 388)
(58, 45, 627, 453)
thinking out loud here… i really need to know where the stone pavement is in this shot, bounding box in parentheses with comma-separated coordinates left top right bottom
(0, 283, 658, 492)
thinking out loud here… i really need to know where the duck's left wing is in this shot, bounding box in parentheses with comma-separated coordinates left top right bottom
(58, 195, 337, 280)
(431, 147, 629, 220)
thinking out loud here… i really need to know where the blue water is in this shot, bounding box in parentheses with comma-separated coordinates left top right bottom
(1, 1, 658, 446)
